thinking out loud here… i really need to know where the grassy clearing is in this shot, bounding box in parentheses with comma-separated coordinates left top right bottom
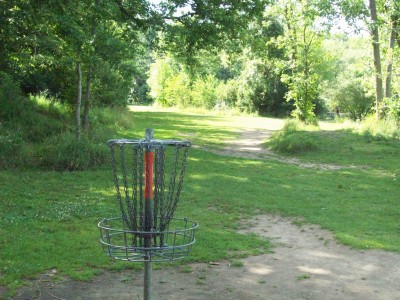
(267, 119, 400, 172)
(1, 108, 399, 294)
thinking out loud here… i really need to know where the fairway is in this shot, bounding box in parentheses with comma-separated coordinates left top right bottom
(1, 107, 400, 299)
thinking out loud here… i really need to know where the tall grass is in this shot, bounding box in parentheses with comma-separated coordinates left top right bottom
(0, 91, 137, 170)
(268, 119, 319, 153)
(358, 115, 400, 140)
(267, 117, 400, 172)
(39, 133, 110, 171)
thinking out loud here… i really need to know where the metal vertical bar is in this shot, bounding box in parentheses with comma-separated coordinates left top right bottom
(144, 260, 152, 300)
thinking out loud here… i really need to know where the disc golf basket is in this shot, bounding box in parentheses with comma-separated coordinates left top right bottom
(98, 129, 198, 300)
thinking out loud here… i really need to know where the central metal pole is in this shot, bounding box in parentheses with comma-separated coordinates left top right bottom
(144, 128, 154, 300)
(144, 260, 152, 300)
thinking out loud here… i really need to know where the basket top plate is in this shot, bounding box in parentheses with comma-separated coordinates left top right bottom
(107, 139, 191, 147)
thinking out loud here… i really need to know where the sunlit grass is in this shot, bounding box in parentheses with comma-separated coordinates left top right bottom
(267, 119, 400, 172)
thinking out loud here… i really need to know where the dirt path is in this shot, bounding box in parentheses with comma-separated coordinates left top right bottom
(202, 128, 346, 170)
(6, 112, 400, 299)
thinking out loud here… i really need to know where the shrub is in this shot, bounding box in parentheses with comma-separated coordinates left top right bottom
(190, 75, 218, 109)
(0, 72, 24, 122)
(163, 72, 191, 107)
(39, 133, 110, 171)
(216, 80, 238, 108)
(383, 96, 400, 123)
(0, 126, 23, 168)
(359, 115, 400, 140)
(268, 120, 319, 153)
(331, 75, 374, 121)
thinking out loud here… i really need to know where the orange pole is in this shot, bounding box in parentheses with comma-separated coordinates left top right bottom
(144, 151, 154, 200)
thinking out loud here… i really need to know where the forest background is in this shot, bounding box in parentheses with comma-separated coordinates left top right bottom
(0, 0, 399, 169)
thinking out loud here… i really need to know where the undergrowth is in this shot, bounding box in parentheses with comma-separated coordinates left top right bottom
(267, 118, 400, 171)
(267, 119, 320, 153)
(0, 80, 133, 170)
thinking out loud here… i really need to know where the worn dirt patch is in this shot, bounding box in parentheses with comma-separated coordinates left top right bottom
(8, 215, 400, 300)
(202, 128, 348, 171)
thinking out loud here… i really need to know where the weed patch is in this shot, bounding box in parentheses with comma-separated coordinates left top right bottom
(39, 133, 110, 171)
(268, 120, 319, 153)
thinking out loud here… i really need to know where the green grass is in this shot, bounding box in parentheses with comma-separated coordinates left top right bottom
(1, 108, 400, 295)
(267, 120, 400, 172)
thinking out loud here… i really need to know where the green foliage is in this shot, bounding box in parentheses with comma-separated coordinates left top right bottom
(383, 96, 400, 123)
(236, 59, 288, 115)
(91, 63, 132, 107)
(163, 72, 191, 107)
(283, 72, 319, 123)
(333, 78, 374, 121)
(38, 133, 109, 171)
(191, 75, 218, 109)
(359, 115, 400, 140)
(148, 57, 181, 106)
(268, 0, 334, 123)
(0, 126, 23, 168)
(268, 120, 319, 153)
(148, 52, 290, 115)
(0, 84, 69, 148)
(0, 72, 24, 122)
(216, 80, 239, 108)
(0, 91, 133, 170)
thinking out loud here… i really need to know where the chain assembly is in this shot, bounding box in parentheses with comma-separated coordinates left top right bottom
(98, 130, 197, 263)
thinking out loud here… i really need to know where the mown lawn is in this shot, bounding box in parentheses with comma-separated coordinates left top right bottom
(1, 109, 399, 293)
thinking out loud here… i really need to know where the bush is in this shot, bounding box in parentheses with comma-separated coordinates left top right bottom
(163, 72, 191, 107)
(190, 75, 218, 109)
(331, 75, 374, 121)
(39, 133, 110, 171)
(0, 72, 24, 122)
(268, 120, 319, 153)
(216, 80, 238, 108)
(0, 126, 23, 168)
(383, 96, 400, 123)
(359, 115, 400, 140)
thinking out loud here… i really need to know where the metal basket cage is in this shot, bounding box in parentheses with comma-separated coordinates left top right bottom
(99, 216, 198, 262)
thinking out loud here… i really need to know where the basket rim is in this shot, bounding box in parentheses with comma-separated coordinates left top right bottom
(98, 216, 198, 234)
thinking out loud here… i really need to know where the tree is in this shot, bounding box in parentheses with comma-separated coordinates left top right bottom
(339, 0, 400, 120)
(269, 0, 334, 123)
(368, 0, 384, 119)
(384, 0, 399, 100)
(332, 73, 374, 121)
(158, 0, 268, 65)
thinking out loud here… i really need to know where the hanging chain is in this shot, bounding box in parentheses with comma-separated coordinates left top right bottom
(131, 146, 139, 232)
(120, 143, 133, 230)
(138, 145, 144, 235)
(165, 145, 180, 215)
(109, 144, 130, 229)
(169, 146, 189, 220)
(164, 145, 189, 227)
(108, 138, 190, 249)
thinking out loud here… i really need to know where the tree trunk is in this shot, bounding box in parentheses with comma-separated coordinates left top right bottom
(82, 67, 92, 132)
(369, 0, 384, 119)
(82, 0, 98, 133)
(385, 14, 398, 99)
(76, 62, 82, 139)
